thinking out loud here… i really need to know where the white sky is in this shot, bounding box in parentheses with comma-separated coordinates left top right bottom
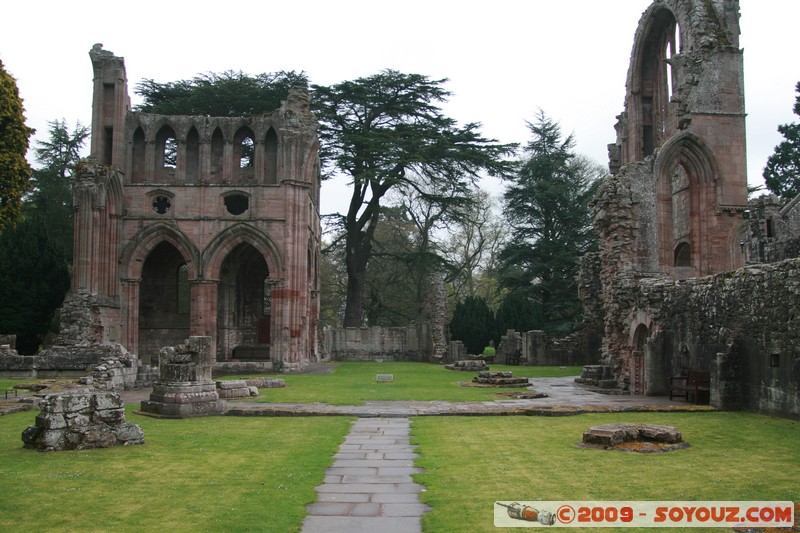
(2, 0, 798, 217)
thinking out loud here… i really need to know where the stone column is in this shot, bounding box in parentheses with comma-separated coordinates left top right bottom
(119, 278, 141, 359)
(189, 279, 218, 361)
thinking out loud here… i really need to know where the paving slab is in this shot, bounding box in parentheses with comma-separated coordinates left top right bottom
(301, 417, 430, 533)
(222, 376, 716, 417)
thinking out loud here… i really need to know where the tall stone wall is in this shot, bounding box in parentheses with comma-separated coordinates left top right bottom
(610, 259, 800, 417)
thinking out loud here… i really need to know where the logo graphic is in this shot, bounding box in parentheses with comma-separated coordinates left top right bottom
(495, 502, 556, 525)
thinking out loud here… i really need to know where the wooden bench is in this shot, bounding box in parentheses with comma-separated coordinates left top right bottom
(668, 369, 710, 404)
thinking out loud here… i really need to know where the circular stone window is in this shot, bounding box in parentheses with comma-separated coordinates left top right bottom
(225, 194, 249, 215)
(152, 195, 172, 214)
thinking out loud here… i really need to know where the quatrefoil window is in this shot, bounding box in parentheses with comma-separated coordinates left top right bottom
(153, 195, 172, 214)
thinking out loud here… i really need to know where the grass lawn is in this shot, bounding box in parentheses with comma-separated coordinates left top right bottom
(246, 362, 582, 405)
(411, 412, 800, 533)
(0, 408, 353, 533)
(3, 363, 798, 532)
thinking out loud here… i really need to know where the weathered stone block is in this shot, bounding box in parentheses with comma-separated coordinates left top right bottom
(35, 412, 66, 430)
(22, 387, 144, 451)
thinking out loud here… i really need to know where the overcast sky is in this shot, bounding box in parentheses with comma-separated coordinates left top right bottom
(2, 1, 798, 216)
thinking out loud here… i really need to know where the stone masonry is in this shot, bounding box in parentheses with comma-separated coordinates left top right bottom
(139, 336, 225, 418)
(58, 44, 321, 371)
(580, 0, 800, 418)
(22, 384, 144, 451)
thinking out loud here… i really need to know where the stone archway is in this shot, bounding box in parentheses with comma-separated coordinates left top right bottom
(216, 243, 271, 361)
(138, 242, 190, 363)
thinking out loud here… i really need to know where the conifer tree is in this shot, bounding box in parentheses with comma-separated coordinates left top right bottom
(0, 217, 70, 354)
(763, 82, 800, 200)
(0, 59, 34, 232)
(449, 296, 494, 355)
(498, 111, 601, 335)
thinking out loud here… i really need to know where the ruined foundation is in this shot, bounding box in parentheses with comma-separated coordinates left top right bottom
(580, 423, 688, 453)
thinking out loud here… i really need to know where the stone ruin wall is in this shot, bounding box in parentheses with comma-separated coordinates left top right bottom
(321, 325, 434, 362)
(579, 0, 800, 418)
(616, 260, 800, 417)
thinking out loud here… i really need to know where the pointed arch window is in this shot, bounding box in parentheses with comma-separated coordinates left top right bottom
(674, 242, 691, 267)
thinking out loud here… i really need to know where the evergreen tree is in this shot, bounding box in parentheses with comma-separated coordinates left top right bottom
(0, 59, 34, 232)
(0, 217, 71, 354)
(763, 82, 800, 200)
(313, 70, 515, 327)
(449, 296, 494, 355)
(498, 111, 601, 335)
(134, 70, 308, 116)
(23, 120, 90, 260)
(494, 291, 543, 344)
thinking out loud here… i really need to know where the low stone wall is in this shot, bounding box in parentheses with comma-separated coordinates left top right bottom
(213, 361, 275, 375)
(321, 325, 432, 362)
(495, 329, 601, 367)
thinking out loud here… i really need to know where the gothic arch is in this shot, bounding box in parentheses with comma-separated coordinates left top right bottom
(202, 223, 284, 281)
(119, 223, 200, 280)
(628, 3, 680, 159)
(655, 132, 720, 185)
(654, 132, 722, 276)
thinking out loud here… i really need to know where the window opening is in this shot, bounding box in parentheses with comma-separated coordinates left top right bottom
(224, 194, 249, 215)
(240, 136, 255, 168)
(164, 136, 178, 168)
(153, 195, 172, 214)
(263, 278, 271, 317)
(674, 242, 691, 267)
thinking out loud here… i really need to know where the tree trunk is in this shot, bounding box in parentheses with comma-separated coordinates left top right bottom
(343, 227, 371, 327)
(343, 261, 365, 327)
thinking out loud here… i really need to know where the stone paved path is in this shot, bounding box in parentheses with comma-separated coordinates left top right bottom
(224, 377, 714, 417)
(300, 418, 430, 533)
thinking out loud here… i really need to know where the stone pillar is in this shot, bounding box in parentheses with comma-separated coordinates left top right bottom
(139, 336, 225, 418)
(189, 280, 218, 360)
(254, 139, 265, 183)
(120, 278, 140, 360)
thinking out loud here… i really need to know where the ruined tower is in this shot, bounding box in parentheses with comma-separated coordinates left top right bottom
(69, 44, 321, 369)
(605, 0, 748, 278)
(592, 0, 749, 393)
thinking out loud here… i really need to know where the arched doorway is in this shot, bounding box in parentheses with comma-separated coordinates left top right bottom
(217, 243, 271, 360)
(631, 324, 650, 395)
(138, 242, 190, 363)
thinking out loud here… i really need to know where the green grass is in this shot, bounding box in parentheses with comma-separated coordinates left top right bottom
(0, 408, 352, 533)
(4, 364, 797, 532)
(411, 412, 800, 533)
(243, 362, 581, 405)
(0, 377, 34, 391)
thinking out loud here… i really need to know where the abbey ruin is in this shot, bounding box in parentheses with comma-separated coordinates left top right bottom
(0, 45, 322, 377)
(0, 0, 796, 419)
(580, 0, 800, 418)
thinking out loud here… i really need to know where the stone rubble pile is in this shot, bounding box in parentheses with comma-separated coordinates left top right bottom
(472, 371, 530, 388)
(444, 359, 488, 371)
(582, 423, 682, 447)
(215, 380, 258, 399)
(21, 385, 144, 451)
